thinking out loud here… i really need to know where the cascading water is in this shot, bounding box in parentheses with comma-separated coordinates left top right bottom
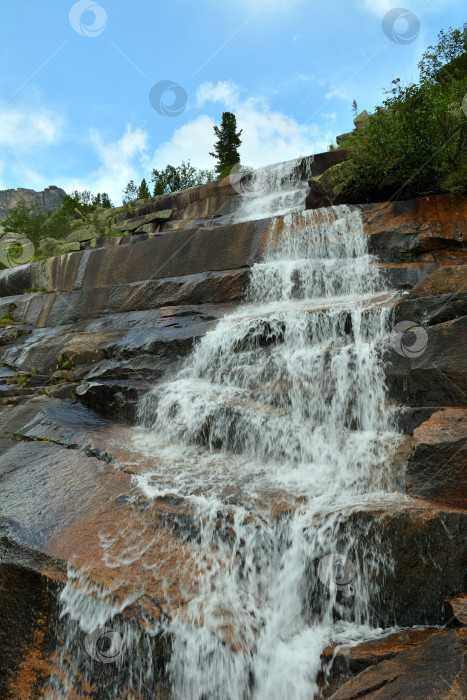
(50, 163, 406, 699)
(228, 157, 314, 224)
(133, 204, 404, 697)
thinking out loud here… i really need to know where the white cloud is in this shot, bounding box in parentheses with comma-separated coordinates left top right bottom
(196, 81, 241, 108)
(149, 115, 216, 171)
(61, 123, 149, 204)
(150, 81, 335, 172)
(1, 119, 149, 205)
(361, 0, 395, 15)
(0, 82, 337, 204)
(0, 107, 65, 151)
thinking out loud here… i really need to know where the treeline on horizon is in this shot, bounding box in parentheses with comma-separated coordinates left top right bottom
(1, 21, 466, 263)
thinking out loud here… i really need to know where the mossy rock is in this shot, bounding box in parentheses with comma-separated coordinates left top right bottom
(38, 237, 62, 256)
(70, 219, 86, 229)
(336, 131, 355, 146)
(306, 162, 350, 209)
(65, 226, 96, 243)
(57, 241, 81, 255)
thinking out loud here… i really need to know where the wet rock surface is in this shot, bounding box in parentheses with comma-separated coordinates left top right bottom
(0, 163, 466, 697)
(406, 408, 467, 506)
(326, 629, 467, 699)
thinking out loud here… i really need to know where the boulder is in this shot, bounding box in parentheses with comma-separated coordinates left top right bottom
(394, 289, 467, 327)
(37, 237, 61, 256)
(134, 223, 157, 234)
(363, 196, 467, 259)
(305, 162, 350, 209)
(73, 208, 85, 221)
(64, 226, 96, 243)
(406, 408, 467, 507)
(353, 110, 369, 130)
(336, 131, 354, 146)
(393, 264, 467, 326)
(56, 241, 80, 255)
(308, 501, 467, 628)
(327, 629, 467, 699)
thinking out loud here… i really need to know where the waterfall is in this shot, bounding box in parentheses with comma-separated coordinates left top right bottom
(228, 157, 314, 224)
(133, 205, 403, 698)
(49, 166, 405, 698)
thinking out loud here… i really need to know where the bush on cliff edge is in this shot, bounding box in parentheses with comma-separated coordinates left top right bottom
(337, 23, 467, 201)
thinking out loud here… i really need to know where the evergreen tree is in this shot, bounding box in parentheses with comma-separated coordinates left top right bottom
(93, 192, 102, 207)
(209, 112, 242, 176)
(101, 193, 112, 208)
(138, 178, 151, 200)
(153, 179, 165, 196)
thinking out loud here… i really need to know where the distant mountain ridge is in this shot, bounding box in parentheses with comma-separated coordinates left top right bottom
(0, 185, 66, 221)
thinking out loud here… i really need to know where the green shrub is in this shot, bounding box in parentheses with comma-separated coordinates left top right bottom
(339, 23, 467, 200)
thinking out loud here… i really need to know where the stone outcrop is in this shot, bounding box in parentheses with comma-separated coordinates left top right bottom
(406, 408, 467, 506)
(0, 155, 466, 697)
(0, 186, 66, 220)
(326, 629, 467, 699)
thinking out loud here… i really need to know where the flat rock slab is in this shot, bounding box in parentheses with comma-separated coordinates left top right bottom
(0, 269, 249, 328)
(114, 208, 172, 233)
(410, 264, 467, 297)
(322, 628, 445, 678)
(327, 629, 467, 699)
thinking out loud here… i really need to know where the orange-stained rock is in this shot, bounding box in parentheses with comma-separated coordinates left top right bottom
(445, 593, 467, 626)
(327, 629, 467, 699)
(410, 264, 467, 297)
(362, 194, 467, 243)
(406, 408, 467, 507)
(321, 628, 445, 681)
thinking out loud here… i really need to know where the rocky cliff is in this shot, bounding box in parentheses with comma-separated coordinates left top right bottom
(0, 185, 66, 221)
(0, 154, 466, 698)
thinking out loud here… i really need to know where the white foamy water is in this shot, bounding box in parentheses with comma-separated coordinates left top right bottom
(228, 157, 313, 224)
(132, 202, 405, 698)
(51, 166, 406, 699)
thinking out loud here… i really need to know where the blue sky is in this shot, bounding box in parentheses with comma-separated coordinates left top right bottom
(1, 0, 465, 205)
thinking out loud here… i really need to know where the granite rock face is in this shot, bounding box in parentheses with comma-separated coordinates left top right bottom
(0, 186, 66, 220)
(0, 157, 466, 697)
(326, 629, 467, 699)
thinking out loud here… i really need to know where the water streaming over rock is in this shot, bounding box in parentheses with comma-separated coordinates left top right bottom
(228, 157, 314, 224)
(134, 202, 403, 699)
(50, 163, 406, 699)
